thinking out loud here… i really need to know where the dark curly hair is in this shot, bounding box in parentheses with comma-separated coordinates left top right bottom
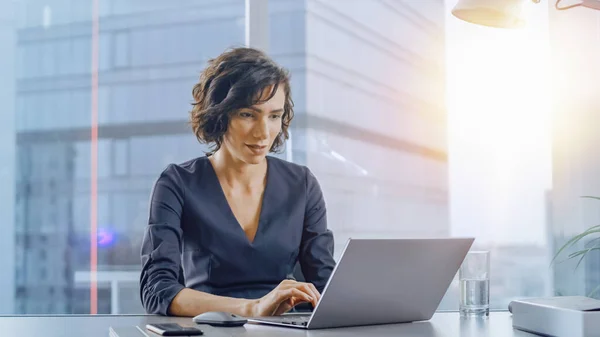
(189, 47, 294, 154)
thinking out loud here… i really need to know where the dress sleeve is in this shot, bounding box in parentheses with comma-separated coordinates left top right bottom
(298, 167, 336, 293)
(139, 165, 186, 315)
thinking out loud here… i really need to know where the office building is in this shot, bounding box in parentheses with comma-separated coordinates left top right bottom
(294, 1, 449, 257)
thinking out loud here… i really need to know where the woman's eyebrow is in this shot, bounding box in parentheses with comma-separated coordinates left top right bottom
(246, 106, 284, 114)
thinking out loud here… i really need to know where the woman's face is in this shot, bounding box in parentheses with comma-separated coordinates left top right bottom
(222, 85, 285, 165)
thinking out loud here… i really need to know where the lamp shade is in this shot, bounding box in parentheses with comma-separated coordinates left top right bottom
(451, 0, 529, 28)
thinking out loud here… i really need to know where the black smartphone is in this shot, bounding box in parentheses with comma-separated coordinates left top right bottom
(145, 323, 203, 336)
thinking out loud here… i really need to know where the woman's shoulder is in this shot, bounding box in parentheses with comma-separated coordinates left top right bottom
(268, 157, 322, 200)
(267, 156, 313, 182)
(158, 156, 209, 181)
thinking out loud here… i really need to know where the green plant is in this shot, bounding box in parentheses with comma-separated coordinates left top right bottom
(552, 196, 600, 298)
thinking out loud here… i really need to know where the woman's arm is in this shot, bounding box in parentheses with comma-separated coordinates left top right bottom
(168, 288, 254, 317)
(298, 168, 336, 293)
(140, 165, 252, 316)
(170, 280, 318, 317)
(139, 165, 185, 315)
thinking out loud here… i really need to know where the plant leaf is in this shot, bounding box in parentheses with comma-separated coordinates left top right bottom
(552, 227, 600, 264)
(567, 246, 600, 258)
(573, 245, 600, 269)
(580, 226, 600, 234)
(568, 250, 589, 259)
(575, 252, 587, 270)
(552, 235, 585, 264)
(581, 196, 600, 201)
(589, 284, 600, 299)
(585, 236, 600, 248)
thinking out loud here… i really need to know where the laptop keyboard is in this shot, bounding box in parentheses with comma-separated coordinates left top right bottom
(256, 314, 310, 326)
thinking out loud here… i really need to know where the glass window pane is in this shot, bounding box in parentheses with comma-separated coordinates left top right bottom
(3, 0, 244, 314)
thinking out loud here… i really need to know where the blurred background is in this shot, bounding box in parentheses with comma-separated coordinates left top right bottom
(0, 0, 599, 314)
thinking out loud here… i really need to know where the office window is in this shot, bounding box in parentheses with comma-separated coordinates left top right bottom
(2, 0, 245, 314)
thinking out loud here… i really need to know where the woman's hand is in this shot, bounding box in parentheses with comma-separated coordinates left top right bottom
(250, 279, 321, 316)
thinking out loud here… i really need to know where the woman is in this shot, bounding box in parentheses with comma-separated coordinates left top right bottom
(139, 47, 336, 317)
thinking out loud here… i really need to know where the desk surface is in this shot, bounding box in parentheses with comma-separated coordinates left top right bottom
(0, 312, 538, 337)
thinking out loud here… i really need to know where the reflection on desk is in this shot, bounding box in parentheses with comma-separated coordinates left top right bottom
(0, 312, 539, 337)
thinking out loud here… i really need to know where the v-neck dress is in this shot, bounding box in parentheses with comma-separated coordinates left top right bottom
(139, 156, 336, 315)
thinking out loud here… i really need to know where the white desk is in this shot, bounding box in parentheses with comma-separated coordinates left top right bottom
(0, 312, 538, 337)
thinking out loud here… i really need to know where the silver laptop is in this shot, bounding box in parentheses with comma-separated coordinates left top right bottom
(248, 237, 474, 329)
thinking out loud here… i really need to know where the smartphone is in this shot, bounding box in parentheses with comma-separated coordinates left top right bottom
(145, 323, 203, 336)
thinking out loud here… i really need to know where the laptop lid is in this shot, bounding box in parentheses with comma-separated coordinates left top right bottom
(305, 237, 474, 329)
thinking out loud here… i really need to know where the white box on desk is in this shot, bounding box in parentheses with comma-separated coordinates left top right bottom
(509, 296, 600, 337)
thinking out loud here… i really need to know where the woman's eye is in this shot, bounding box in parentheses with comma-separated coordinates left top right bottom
(270, 114, 282, 119)
(240, 112, 253, 118)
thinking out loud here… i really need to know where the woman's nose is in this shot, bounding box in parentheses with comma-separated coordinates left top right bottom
(253, 119, 269, 140)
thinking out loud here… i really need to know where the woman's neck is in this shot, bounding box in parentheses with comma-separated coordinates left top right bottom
(209, 148, 267, 190)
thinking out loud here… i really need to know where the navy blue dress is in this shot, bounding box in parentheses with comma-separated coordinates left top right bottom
(139, 156, 336, 315)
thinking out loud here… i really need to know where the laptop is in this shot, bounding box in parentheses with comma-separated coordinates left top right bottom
(247, 237, 474, 329)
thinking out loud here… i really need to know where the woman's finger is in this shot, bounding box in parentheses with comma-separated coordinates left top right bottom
(306, 283, 321, 304)
(277, 279, 300, 290)
(270, 287, 314, 316)
(298, 283, 319, 307)
(279, 281, 314, 298)
(273, 298, 295, 316)
(276, 288, 312, 305)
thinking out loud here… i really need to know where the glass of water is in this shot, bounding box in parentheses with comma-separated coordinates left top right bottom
(459, 251, 490, 317)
